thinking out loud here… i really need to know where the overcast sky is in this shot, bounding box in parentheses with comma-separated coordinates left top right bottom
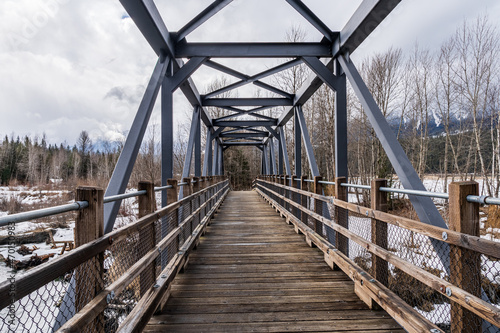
(1, 0, 499, 146)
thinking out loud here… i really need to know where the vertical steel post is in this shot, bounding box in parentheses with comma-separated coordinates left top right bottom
(278, 135, 284, 174)
(278, 126, 291, 175)
(202, 128, 212, 177)
(194, 108, 201, 177)
(294, 108, 302, 177)
(212, 141, 219, 176)
(161, 59, 174, 209)
(335, 59, 348, 178)
(103, 55, 168, 234)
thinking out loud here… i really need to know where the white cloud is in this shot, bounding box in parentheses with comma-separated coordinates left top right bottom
(0, 0, 498, 145)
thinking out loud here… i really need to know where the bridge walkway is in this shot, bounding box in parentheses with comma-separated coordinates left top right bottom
(144, 191, 403, 332)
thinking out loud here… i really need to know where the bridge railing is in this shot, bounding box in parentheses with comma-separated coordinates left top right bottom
(0, 176, 229, 333)
(254, 175, 500, 333)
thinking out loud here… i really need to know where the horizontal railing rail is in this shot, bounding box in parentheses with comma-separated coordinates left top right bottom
(0, 176, 229, 333)
(254, 177, 500, 333)
(0, 179, 211, 227)
(272, 174, 500, 205)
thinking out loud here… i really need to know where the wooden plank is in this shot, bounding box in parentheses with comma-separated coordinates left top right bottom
(145, 191, 403, 333)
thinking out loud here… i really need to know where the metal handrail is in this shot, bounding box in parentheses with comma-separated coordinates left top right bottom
(0, 178, 226, 227)
(258, 176, 500, 205)
(0, 201, 89, 227)
(103, 190, 147, 203)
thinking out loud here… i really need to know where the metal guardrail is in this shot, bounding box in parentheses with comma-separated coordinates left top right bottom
(0, 178, 216, 227)
(0, 201, 89, 227)
(260, 175, 500, 205)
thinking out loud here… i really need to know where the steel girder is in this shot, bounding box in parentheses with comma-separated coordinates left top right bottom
(175, 42, 332, 58)
(174, 0, 234, 42)
(103, 55, 168, 234)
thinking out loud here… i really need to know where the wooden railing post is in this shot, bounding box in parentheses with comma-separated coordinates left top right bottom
(138, 181, 156, 296)
(449, 181, 481, 332)
(74, 186, 104, 332)
(371, 179, 388, 289)
(313, 176, 323, 236)
(300, 176, 308, 226)
(283, 174, 289, 213)
(335, 177, 349, 256)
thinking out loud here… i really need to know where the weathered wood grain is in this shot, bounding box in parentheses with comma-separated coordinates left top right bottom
(146, 191, 402, 333)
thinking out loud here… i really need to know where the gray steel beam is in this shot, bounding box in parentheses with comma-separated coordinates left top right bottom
(169, 57, 208, 91)
(204, 60, 248, 80)
(335, 59, 348, 178)
(278, 126, 291, 175)
(203, 98, 292, 107)
(194, 107, 201, 177)
(218, 143, 223, 175)
(278, 136, 284, 174)
(118, 0, 214, 128)
(338, 54, 449, 272)
(204, 59, 301, 98)
(162, 60, 174, 208)
(276, 0, 401, 128)
(333, 0, 401, 56)
(263, 145, 270, 175)
(265, 126, 279, 139)
(223, 141, 264, 146)
(338, 54, 447, 229)
(285, 0, 336, 41)
(175, 42, 332, 58)
(223, 137, 263, 142)
(175, 0, 233, 41)
(253, 81, 293, 99)
(301, 56, 339, 92)
(220, 132, 268, 138)
(269, 137, 277, 174)
(103, 55, 168, 234)
(202, 128, 212, 176)
(119, 0, 174, 57)
(296, 105, 320, 177)
(212, 141, 219, 175)
(213, 120, 277, 127)
(294, 108, 302, 176)
(182, 107, 201, 179)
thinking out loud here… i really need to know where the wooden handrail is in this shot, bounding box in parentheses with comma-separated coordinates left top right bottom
(254, 187, 443, 333)
(56, 183, 230, 333)
(0, 179, 228, 311)
(255, 182, 500, 329)
(257, 179, 500, 259)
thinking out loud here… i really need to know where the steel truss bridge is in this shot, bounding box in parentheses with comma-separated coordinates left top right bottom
(1, 1, 500, 332)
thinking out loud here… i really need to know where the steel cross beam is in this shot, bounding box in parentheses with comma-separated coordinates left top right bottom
(103, 55, 168, 234)
(174, 0, 233, 41)
(204, 59, 301, 99)
(295, 105, 320, 177)
(213, 120, 277, 128)
(277, 0, 402, 127)
(285, 0, 336, 41)
(119, 0, 213, 128)
(203, 98, 292, 107)
(175, 42, 332, 58)
(220, 132, 268, 138)
(278, 126, 292, 175)
(338, 54, 450, 270)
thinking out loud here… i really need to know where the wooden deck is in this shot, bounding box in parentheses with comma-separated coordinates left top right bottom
(144, 191, 403, 332)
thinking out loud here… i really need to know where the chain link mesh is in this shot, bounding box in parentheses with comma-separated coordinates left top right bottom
(255, 178, 500, 332)
(0, 180, 227, 333)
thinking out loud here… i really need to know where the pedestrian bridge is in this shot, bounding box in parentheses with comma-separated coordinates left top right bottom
(2, 0, 500, 332)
